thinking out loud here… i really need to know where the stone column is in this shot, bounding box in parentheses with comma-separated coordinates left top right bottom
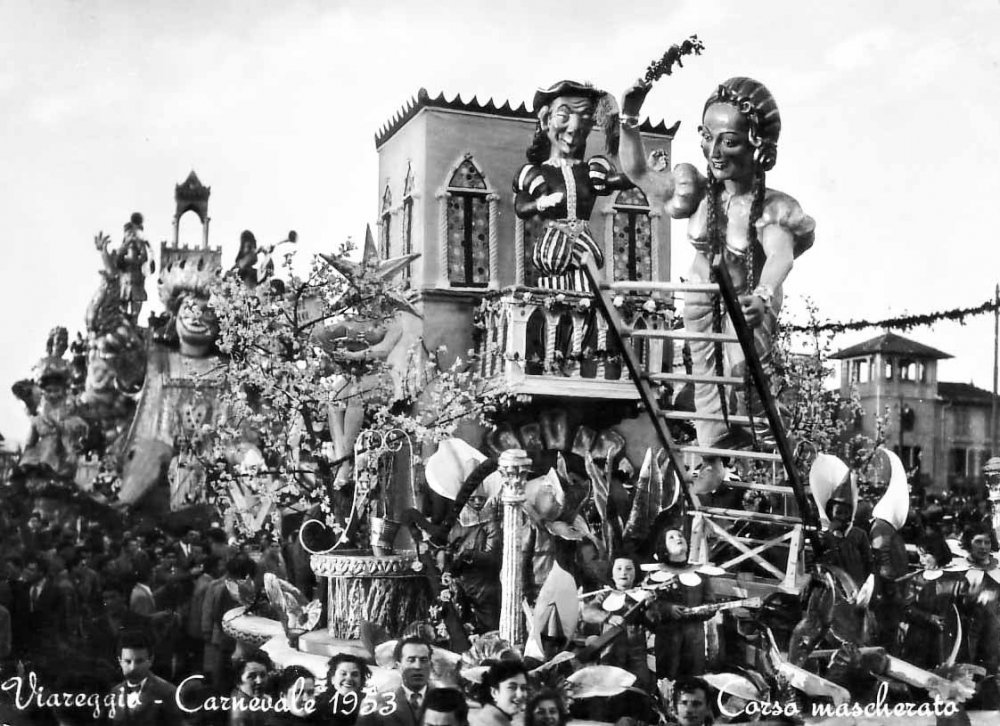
(436, 191, 450, 288)
(487, 193, 500, 290)
(497, 448, 531, 646)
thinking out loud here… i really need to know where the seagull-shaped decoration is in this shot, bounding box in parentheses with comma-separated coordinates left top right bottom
(319, 225, 420, 317)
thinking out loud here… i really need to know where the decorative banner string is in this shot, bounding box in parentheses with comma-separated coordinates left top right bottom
(785, 297, 1000, 334)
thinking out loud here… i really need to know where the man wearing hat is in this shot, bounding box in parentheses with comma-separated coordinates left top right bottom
(513, 80, 632, 286)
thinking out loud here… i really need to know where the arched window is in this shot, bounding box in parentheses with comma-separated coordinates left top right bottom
(444, 158, 489, 288)
(525, 308, 546, 375)
(519, 216, 545, 288)
(612, 188, 653, 281)
(402, 165, 415, 287)
(379, 186, 392, 259)
(554, 313, 574, 375)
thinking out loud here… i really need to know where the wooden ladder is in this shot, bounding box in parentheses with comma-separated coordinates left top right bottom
(581, 256, 822, 591)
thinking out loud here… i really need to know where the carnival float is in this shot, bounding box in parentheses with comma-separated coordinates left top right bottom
(7, 34, 1000, 722)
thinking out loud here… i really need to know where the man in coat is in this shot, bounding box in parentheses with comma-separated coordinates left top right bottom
(358, 636, 432, 726)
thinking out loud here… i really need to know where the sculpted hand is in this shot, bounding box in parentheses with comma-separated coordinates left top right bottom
(622, 79, 652, 117)
(536, 192, 565, 211)
(93, 231, 111, 251)
(606, 614, 625, 627)
(739, 294, 768, 328)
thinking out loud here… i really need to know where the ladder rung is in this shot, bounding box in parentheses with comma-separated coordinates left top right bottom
(626, 329, 739, 343)
(660, 410, 753, 426)
(604, 281, 718, 294)
(648, 372, 744, 386)
(682, 445, 782, 462)
(699, 506, 802, 525)
(712, 479, 795, 495)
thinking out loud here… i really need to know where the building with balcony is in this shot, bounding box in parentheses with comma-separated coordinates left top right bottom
(373, 88, 681, 459)
(831, 331, 999, 492)
(374, 89, 678, 389)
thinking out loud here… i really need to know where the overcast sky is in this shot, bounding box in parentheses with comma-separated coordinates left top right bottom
(2, 0, 999, 444)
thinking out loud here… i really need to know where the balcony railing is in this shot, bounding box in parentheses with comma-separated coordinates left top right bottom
(475, 286, 676, 399)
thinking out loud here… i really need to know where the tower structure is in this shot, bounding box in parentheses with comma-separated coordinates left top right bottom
(160, 171, 223, 290)
(173, 170, 212, 248)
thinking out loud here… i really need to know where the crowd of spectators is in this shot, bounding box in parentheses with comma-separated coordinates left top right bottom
(0, 507, 313, 724)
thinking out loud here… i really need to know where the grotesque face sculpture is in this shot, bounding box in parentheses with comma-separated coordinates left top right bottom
(176, 294, 219, 357)
(700, 102, 755, 184)
(541, 95, 597, 162)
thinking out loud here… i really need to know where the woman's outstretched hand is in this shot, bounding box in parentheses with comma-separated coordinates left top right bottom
(622, 78, 653, 117)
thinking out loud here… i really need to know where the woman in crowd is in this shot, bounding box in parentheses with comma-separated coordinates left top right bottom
(230, 650, 273, 726)
(314, 652, 370, 725)
(524, 689, 568, 726)
(469, 660, 529, 726)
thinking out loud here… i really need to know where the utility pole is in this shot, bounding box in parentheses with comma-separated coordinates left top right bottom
(993, 283, 999, 457)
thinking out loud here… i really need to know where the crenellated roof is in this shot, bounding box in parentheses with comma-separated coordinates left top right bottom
(374, 88, 680, 149)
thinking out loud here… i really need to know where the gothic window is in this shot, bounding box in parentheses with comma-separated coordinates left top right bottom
(445, 158, 489, 287)
(380, 186, 392, 259)
(402, 165, 415, 287)
(612, 188, 653, 281)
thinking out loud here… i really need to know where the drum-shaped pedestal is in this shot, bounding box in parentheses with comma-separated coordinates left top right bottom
(311, 551, 432, 638)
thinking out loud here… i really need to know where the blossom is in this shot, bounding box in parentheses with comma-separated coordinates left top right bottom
(613, 296, 625, 308)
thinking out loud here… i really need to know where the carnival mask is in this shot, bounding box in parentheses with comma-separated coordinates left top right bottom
(541, 95, 596, 161)
(176, 294, 218, 356)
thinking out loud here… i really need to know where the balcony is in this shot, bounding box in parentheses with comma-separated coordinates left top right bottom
(475, 286, 676, 400)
